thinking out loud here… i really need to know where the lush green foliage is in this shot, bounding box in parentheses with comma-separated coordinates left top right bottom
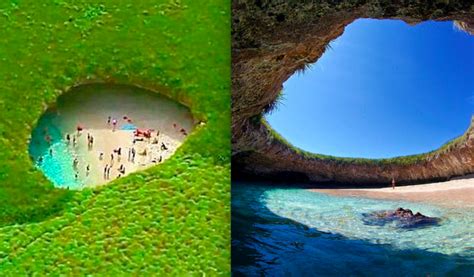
(0, 0, 229, 274)
(262, 118, 468, 166)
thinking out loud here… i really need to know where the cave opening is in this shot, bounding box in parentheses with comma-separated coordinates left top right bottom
(265, 19, 474, 159)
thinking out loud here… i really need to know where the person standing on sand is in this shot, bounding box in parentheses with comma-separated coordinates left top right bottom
(73, 135, 76, 147)
(112, 118, 117, 131)
(104, 164, 108, 179)
(73, 158, 78, 169)
(99, 152, 104, 160)
(66, 134, 70, 144)
(86, 164, 90, 176)
(132, 147, 136, 162)
(49, 148, 53, 156)
(392, 178, 396, 190)
(107, 116, 111, 125)
(107, 165, 111, 179)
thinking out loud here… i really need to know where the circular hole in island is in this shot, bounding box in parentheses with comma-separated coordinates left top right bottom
(29, 84, 195, 189)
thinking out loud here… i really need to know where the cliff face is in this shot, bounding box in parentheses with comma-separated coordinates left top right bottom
(232, 1, 474, 185)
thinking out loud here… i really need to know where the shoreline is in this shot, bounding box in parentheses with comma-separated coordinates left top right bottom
(32, 85, 194, 189)
(311, 177, 474, 209)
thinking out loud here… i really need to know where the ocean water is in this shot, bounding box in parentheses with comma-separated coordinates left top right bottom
(28, 110, 84, 189)
(232, 183, 474, 276)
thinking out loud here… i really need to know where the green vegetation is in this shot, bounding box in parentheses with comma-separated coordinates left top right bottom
(262, 115, 470, 166)
(0, 0, 229, 274)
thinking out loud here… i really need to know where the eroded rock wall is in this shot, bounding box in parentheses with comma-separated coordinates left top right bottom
(232, 0, 474, 185)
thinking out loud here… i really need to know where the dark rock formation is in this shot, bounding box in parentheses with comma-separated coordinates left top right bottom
(232, 1, 474, 185)
(362, 207, 441, 229)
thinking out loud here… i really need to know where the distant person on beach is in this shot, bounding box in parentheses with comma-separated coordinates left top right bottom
(131, 148, 136, 162)
(392, 178, 396, 190)
(73, 135, 76, 146)
(104, 164, 108, 179)
(66, 134, 70, 144)
(88, 135, 94, 149)
(99, 152, 104, 160)
(161, 142, 168, 151)
(73, 158, 78, 169)
(107, 116, 111, 125)
(38, 156, 43, 164)
(76, 125, 83, 135)
(49, 148, 53, 156)
(112, 118, 117, 131)
(86, 165, 90, 176)
(118, 164, 125, 174)
(111, 153, 114, 161)
(107, 166, 111, 179)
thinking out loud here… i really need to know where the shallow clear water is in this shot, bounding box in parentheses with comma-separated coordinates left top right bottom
(29, 84, 194, 189)
(232, 183, 474, 276)
(29, 110, 82, 189)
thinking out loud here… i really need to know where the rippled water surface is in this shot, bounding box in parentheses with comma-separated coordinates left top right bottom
(232, 183, 474, 276)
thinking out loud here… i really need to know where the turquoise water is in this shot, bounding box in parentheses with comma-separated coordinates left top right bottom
(232, 183, 474, 275)
(29, 110, 83, 189)
(29, 84, 194, 189)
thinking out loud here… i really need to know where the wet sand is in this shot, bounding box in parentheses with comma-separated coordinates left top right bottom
(312, 176, 474, 208)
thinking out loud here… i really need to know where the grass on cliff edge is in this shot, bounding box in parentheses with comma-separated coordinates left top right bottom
(260, 89, 471, 166)
(0, 0, 229, 275)
(262, 118, 470, 166)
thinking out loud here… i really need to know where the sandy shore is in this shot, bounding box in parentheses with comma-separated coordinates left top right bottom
(312, 176, 474, 208)
(35, 85, 194, 188)
(74, 127, 184, 187)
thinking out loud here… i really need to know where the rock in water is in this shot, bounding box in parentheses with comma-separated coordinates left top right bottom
(361, 207, 440, 229)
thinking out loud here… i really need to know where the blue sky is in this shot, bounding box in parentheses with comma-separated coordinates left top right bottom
(266, 19, 474, 159)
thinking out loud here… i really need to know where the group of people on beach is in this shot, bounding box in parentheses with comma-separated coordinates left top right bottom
(38, 113, 187, 185)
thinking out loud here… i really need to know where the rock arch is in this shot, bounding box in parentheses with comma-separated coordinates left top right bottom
(232, 1, 474, 185)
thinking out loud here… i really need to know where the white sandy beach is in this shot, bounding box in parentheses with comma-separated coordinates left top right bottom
(312, 176, 474, 208)
(42, 85, 194, 188)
